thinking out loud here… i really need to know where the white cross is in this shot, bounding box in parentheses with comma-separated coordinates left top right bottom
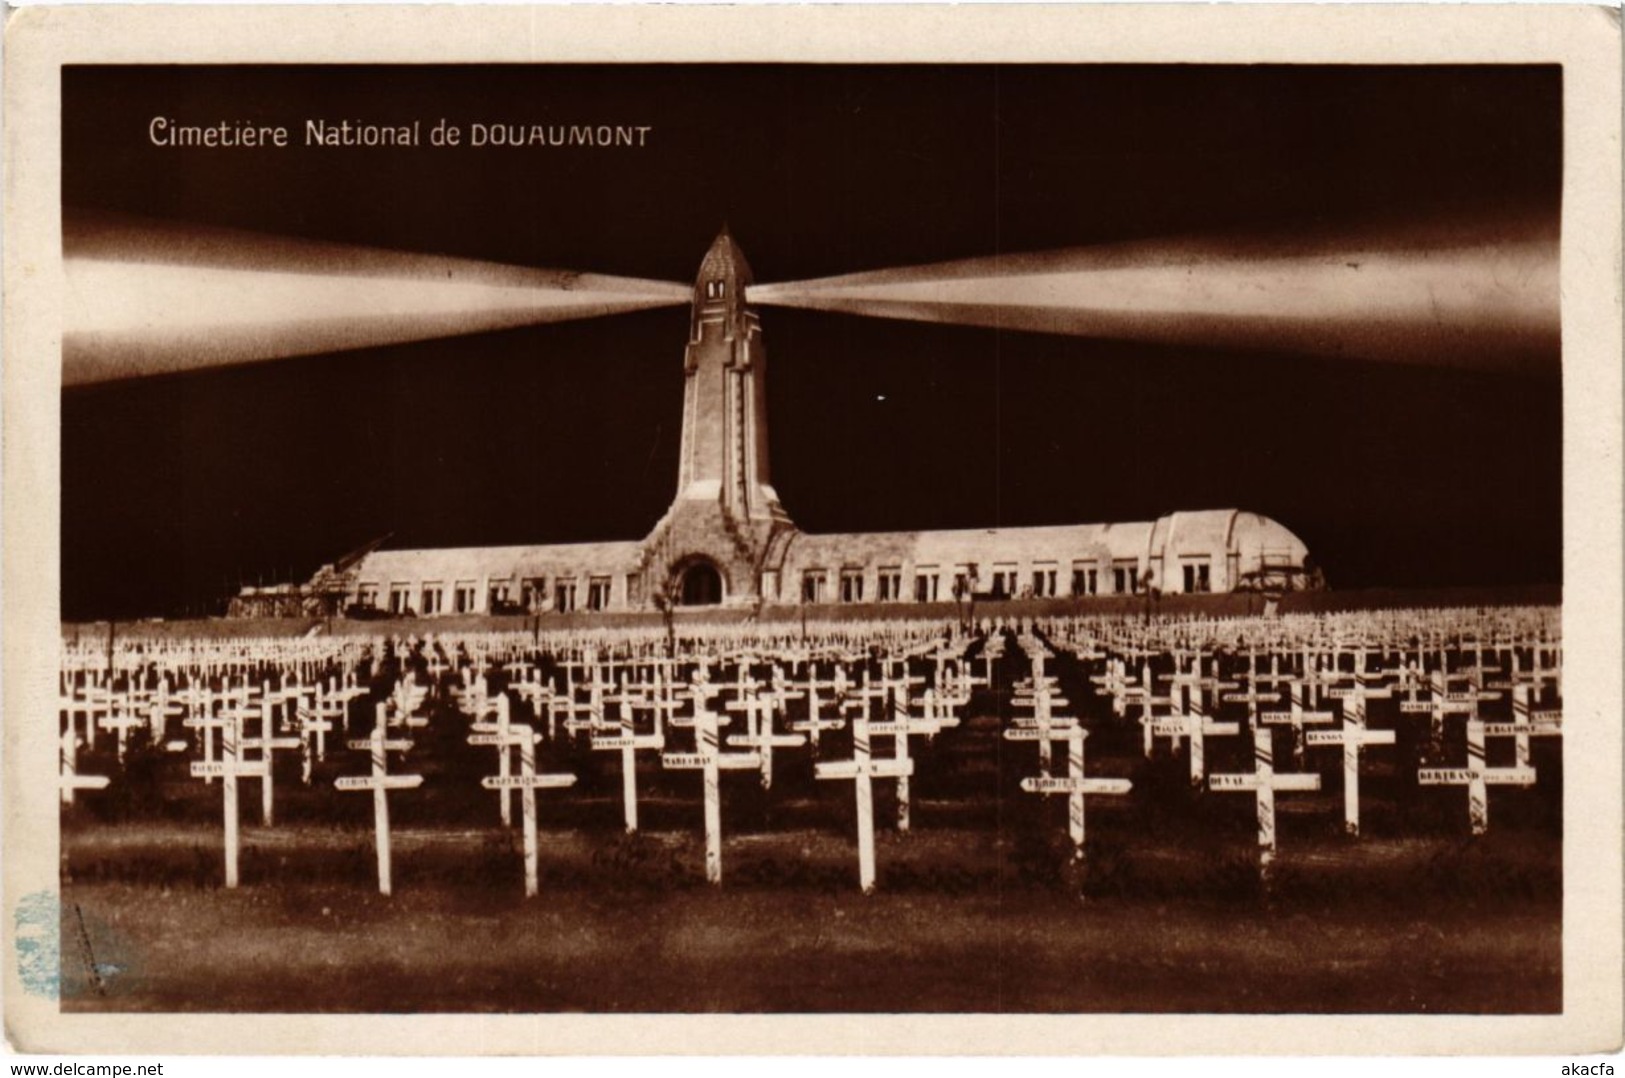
(1304, 713, 1395, 837)
(337, 705, 423, 895)
(663, 676, 760, 885)
(1149, 700, 1241, 787)
(860, 669, 936, 832)
(590, 687, 664, 834)
(980, 632, 1004, 687)
(1008, 681, 1073, 776)
(481, 722, 574, 898)
(144, 684, 186, 748)
(388, 678, 430, 731)
(1208, 726, 1321, 873)
(1398, 665, 1453, 744)
(1298, 653, 1346, 709)
(182, 701, 232, 783)
(561, 669, 617, 737)
(238, 697, 301, 827)
(1327, 674, 1395, 721)
(642, 662, 686, 742)
(1090, 659, 1136, 716)
(815, 714, 912, 894)
(1221, 681, 1281, 724)
(765, 664, 808, 736)
(60, 727, 110, 805)
(1419, 718, 1535, 835)
(786, 664, 847, 752)
(507, 668, 556, 736)
(725, 681, 805, 790)
(99, 707, 145, 766)
(940, 662, 988, 708)
(1018, 726, 1132, 864)
(468, 693, 522, 826)
(423, 646, 452, 682)
(189, 710, 267, 889)
(292, 687, 336, 785)
(1457, 644, 1504, 692)
(1250, 653, 1297, 691)
(458, 667, 491, 721)
(326, 674, 367, 738)
(1259, 679, 1337, 767)
(1483, 685, 1561, 773)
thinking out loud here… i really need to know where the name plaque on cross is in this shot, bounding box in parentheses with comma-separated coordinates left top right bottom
(336, 722, 425, 896)
(481, 774, 576, 790)
(1419, 767, 1535, 786)
(191, 760, 267, 778)
(1021, 775, 1132, 795)
(468, 731, 542, 747)
(1303, 729, 1396, 747)
(1207, 727, 1321, 873)
(815, 716, 913, 894)
(347, 738, 413, 752)
(726, 732, 806, 748)
(336, 774, 425, 790)
(1209, 772, 1322, 792)
(1003, 725, 1080, 741)
(1479, 721, 1561, 738)
(592, 734, 664, 750)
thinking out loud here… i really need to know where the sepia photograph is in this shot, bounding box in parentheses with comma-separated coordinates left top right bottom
(5, 3, 1621, 1059)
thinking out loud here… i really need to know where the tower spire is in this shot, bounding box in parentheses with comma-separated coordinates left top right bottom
(676, 227, 779, 521)
(642, 228, 793, 608)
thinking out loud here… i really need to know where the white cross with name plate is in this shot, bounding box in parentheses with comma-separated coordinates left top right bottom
(1208, 726, 1321, 872)
(1418, 718, 1535, 835)
(664, 674, 761, 885)
(336, 707, 423, 895)
(590, 689, 665, 834)
(238, 697, 301, 827)
(189, 710, 267, 889)
(1260, 679, 1337, 768)
(862, 670, 945, 832)
(816, 714, 913, 894)
(481, 726, 574, 898)
(725, 681, 805, 790)
(788, 664, 852, 749)
(182, 698, 232, 782)
(1150, 699, 1241, 787)
(1018, 726, 1132, 864)
(469, 692, 528, 825)
(1304, 711, 1394, 837)
(1485, 685, 1561, 772)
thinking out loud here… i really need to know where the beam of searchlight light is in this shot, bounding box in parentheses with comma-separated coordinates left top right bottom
(747, 229, 1558, 371)
(62, 213, 690, 386)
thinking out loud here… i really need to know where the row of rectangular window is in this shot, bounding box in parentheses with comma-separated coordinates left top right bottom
(794, 559, 1211, 603)
(358, 574, 619, 616)
(352, 557, 1215, 614)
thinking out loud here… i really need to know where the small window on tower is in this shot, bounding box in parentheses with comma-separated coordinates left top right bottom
(706, 279, 725, 299)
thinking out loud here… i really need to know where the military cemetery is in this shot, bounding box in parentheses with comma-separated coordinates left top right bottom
(55, 603, 1564, 1011)
(45, 62, 1577, 1020)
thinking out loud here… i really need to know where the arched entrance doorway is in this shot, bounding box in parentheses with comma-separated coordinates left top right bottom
(678, 560, 724, 606)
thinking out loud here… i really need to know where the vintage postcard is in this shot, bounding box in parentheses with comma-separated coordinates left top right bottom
(4, 3, 1621, 1058)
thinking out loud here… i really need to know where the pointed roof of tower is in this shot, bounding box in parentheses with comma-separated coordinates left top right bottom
(697, 225, 754, 287)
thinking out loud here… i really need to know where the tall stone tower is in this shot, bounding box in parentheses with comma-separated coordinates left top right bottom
(638, 228, 796, 607)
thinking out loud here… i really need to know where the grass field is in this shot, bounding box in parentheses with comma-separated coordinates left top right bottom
(59, 819, 1560, 1014)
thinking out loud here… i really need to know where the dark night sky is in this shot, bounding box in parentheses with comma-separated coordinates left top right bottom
(60, 65, 1563, 620)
